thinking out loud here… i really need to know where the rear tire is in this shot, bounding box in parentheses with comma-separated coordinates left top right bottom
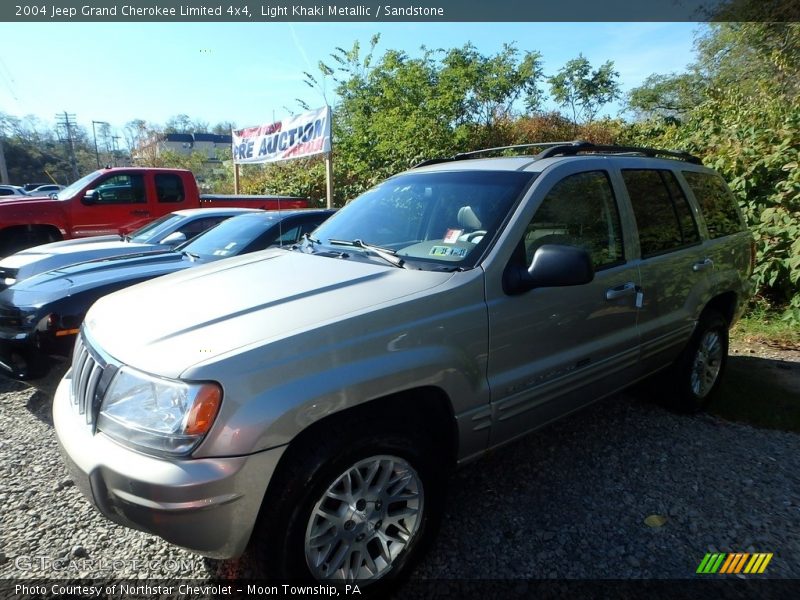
(671, 310, 729, 413)
(250, 416, 447, 591)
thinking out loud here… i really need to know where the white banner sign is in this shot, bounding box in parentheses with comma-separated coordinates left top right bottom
(231, 106, 331, 165)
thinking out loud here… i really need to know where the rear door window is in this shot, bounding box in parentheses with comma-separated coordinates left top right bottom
(155, 174, 186, 203)
(682, 171, 745, 238)
(623, 169, 700, 257)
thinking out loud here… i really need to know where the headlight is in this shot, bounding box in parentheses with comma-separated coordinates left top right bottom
(96, 366, 222, 456)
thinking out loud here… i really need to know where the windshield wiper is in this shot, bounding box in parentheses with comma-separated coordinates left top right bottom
(181, 250, 201, 261)
(328, 238, 405, 268)
(298, 232, 320, 251)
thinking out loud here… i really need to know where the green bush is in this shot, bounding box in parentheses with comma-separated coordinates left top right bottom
(624, 95, 800, 323)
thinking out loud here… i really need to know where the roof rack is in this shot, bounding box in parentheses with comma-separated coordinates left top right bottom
(535, 140, 702, 164)
(413, 141, 575, 168)
(413, 140, 702, 169)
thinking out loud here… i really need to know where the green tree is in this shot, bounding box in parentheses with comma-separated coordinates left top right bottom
(295, 36, 545, 203)
(547, 55, 621, 125)
(0, 112, 99, 184)
(694, 23, 800, 102)
(626, 73, 703, 121)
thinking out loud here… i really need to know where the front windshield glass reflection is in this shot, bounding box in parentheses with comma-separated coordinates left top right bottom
(311, 170, 535, 269)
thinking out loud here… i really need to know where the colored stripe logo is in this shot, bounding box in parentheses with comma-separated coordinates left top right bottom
(696, 552, 773, 574)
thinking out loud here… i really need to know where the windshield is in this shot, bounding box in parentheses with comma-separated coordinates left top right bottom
(128, 213, 184, 243)
(53, 170, 103, 200)
(180, 214, 277, 259)
(310, 170, 535, 269)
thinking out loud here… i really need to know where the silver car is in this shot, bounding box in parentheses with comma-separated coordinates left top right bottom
(0, 185, 29, 197)
(54, 142, 752, 585)
(0, 207, 262, 290)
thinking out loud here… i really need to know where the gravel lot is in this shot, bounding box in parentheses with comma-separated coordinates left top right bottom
(1, 345, 799, 587)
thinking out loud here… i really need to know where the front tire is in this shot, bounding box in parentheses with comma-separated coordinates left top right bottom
(251, 417, 446, 588)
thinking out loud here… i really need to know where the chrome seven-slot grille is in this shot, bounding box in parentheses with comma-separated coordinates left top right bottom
(71, 334, 105, 425)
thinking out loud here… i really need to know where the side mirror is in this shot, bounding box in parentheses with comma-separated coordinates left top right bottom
(83, 190, 99, 204)
(160, 231, 187, 246)
(504, 244, 594, 295)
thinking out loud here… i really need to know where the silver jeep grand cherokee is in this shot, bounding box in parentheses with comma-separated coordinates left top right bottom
(54, 142, 752, 584)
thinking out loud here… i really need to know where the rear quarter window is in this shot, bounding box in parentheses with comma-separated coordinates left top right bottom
(682, 171, 745, 238)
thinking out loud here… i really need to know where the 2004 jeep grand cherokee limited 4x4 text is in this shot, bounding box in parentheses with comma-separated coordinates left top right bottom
(54, 142, 753, 585)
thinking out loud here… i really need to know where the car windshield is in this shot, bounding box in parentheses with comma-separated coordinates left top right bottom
(53, 171, 103, 200)
(310, 170, 536, 269)
(179, 214, 277, 259)
(128, 213, 184, 243)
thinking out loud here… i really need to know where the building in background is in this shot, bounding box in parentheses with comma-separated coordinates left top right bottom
(132, 133, 232, 164)
(131, 133, 233, 191)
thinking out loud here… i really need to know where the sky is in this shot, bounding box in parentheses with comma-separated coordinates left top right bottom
(0, 22, 704, 141)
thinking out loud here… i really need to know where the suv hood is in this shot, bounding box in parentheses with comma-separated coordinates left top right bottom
(86, 249, 453, 378)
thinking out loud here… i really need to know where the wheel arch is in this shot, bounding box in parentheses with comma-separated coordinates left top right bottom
(272, 385, 457, 479)
(0, 224, 63, 255)
(702, 291, 739, 326)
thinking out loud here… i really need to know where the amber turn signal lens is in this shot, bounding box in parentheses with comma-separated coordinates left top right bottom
(185, 384, 222, 436)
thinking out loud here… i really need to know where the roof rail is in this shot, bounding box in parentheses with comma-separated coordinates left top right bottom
(535, 140, 702, 164)
(413, 140, 702, 169)
(413, 141, 576, 168)
(452, 141, 576, 160)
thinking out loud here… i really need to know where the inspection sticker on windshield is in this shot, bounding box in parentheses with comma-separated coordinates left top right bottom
(430, 245, 467, 257)
(443, 229, 463, 244)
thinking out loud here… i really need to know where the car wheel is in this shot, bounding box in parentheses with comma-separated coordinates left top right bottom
(251, 417, 446, 588)
(672, 310, 729, 413)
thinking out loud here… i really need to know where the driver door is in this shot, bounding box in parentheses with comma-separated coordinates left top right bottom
(485, 167, 642, 446)
(70, 172, 150, 237)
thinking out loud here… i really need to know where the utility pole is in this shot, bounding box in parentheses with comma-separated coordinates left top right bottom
(111, 135, 120, 166)
(92, 120, 101, 168)
(55, 112, 80, 181)
(0, 138, 9, 184)
(92, 120, 110, 168)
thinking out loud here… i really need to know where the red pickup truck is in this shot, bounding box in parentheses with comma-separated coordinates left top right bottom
(0, 167, 309, 256)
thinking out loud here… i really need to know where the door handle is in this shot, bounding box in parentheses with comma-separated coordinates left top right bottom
(692, 258, 714, 272)
(605, 281, 637, 301)
(130, 209, 150, 216)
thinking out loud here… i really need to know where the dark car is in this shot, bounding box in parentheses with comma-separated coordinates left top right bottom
(0, 207, 263, 291)
(0, 209, 334, 378)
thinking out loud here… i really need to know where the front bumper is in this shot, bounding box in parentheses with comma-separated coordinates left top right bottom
(0, 326, 71, 379)
(53, 373, 286, 559)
